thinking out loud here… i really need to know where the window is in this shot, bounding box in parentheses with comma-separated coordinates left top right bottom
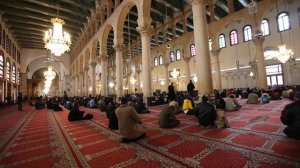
(190, 44, 196, 57)
(6, 35, 9, 53)
(266, 64, 283, 86)
(230, 30, 238, 45)
(243, 25, 252, 41)
(12, 64, 16, 83)
(17, 69, 20, 85)
(6, 58, 10, 81)
(159, 55, 163, 65)
(154, 57, 158, 66)
(208, 38, 212, 51)
(277, 12, 290, 31)
(261, 19, 270, 36)
(170, 52, 175, 63)
(218, 34, 226, 48)
(176, 49, 181, 60)
(0, 51, 3, 78)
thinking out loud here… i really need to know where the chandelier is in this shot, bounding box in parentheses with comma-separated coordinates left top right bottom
(44, 66, 56, 81)
(160, 80, 165, 86)
(276, 45, 294, 63)
(170, 69, 180, 79)
(44, 18, 71, 56)
(109, 81, 115, 88)
(130, 77, 136, 85)
(192, 75, 198, 83)
(249, 71, 254, 77)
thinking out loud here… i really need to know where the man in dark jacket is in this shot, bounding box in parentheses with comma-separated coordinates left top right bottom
(106, 97, 118, 130)
(158, 102, 180, 128)
(194, 96, 217, 128)
(168, 83, 175, 102)
(187, 80, 195, 97)
(68, 102, 93, 121)
(17, 93, 23, 111)
(281, 92, 300, 139)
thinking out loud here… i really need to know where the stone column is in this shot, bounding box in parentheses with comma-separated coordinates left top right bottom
(190, 0, 213, 96)
(137, 25, 152, 103)
(84, 68, 89, 96)
(212, 49, 222, 91)
(79, 72, 83, 96)
(227, 0, 234, 13)
(74, 75, 78, 96)
(113, 44, 124, 98)
(184, 57, 191, 83)
(100, 56, 108, 96)
(136, 69, 141, 93)
(182, 13, 187, 33)
(20, 73, 28, 97)
(164, 63, 170, 91)
(283, 62, 292, 85)
(209, 0, 216, 21)
(253, 37, 267, 89)
(90, 62, 97, 97)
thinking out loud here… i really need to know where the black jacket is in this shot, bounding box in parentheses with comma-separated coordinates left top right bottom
(281, 100, 300, 139)
(106, 102, 119, 130)
(68, 108, 84, 121)
(194, 102, 217, 127)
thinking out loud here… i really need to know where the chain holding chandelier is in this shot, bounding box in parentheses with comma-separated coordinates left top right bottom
(44, 18, 71, 56)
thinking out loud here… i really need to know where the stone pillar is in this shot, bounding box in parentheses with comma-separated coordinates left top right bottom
(79, 72, 83, 96)
(253, 37, 267, 89)
(184, 57, 191, 83)
(190, 0, 213, 96)
(84, 68, 89, 96)
(101, 56, 108, 96)
(212, 49, 222, 91)
(90, 62, 97, 97)
(209, 1, 216, 21)
(115, 0, 120, 8)
(182, 13, 187, 33)
(136, 69, 141, 93)
(113, 44, 124, 98)
(75, 75, 79, 96)
(137, 25, 152, 103)
(20, 73, 28, 97)
(164, 63, 170, 91)
(227, 0, 234, 13)
(283, 62, 292, 85)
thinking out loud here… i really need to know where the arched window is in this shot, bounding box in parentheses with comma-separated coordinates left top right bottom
(12, 64, 16, 83)
(243, 25, 252, 42)
(176, 49, 181, 60)
(230, 30, 238, 45)
(154, 57, 158, 66)
(218, 34, 226, 48)
(261, 19, 270, 36)
(208, 38, 212, 51)
(277, 12, 290, 32)
(6, 35, 9, 53)
(190, 44, 196, 57)
(6, 58, 10, 81)
(170, 52, 175, 62)
(159, 55, 163, 65)
(0, 51, 4, 78)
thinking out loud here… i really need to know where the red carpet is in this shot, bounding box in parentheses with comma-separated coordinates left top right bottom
(0, 99, 299, 167)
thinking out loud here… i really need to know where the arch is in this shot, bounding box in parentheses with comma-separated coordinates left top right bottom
(85, 47, 91, 68)
(100, 24, 114, 56)
(90, 38, 100, 64)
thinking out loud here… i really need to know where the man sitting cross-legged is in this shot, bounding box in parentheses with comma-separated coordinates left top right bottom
(158, 101, 180, 128)
(115, 97, 146, 143)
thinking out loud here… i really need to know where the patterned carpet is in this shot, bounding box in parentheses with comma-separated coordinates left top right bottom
(0, 99, 299, 168)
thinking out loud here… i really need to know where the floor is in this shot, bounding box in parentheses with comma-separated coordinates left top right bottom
(0, 99, 299, 168)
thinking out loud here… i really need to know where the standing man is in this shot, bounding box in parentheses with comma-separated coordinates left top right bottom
(17, 92, 23, 111)
(168, 82, 176, 102)
(187, 80, 195, 97)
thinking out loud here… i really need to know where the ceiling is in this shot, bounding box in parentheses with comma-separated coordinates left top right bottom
(0, 0, 252, 55)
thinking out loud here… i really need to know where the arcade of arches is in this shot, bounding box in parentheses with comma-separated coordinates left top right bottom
(0, 0, 300, 101)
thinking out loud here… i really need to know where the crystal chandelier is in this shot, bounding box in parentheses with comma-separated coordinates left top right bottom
(109, 81, 115, 88)
(44, 18, 71, 56)
(44, 66, 56, 81)
(276, 45, 294, 63)
(170, 69, 180, 79)
(130, 77, 136, 85)
(192, 75, 198, 83)
(249, 71, 254, 77)
(160, 80, 165, 86)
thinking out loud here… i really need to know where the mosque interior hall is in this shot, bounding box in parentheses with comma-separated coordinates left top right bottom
(0, 0, 300, 167)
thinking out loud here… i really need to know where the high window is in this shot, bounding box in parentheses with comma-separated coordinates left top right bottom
(176, 49, 181, 60)
(154, 57, 158, 66)
(277, 12, 290, 31)
(2, 30, 5, 49)
(6, 58, 10, 81)
(0, 51, 3, 78)
(218, 34, 226, 48)
(17, 69, 20, 85)
(6, 35, 9, 53)
(159, 55, 163, 65)
(243, 25, 252, 41)
(208, 38, 212, 51)
(12, 64, 16, 83)
(190, 44, 196, 57)
(261, 19, 270, 36)
(170, 52, 175, 62)
(230, 30, 238, 45)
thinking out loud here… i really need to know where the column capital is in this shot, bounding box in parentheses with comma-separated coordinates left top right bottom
(211, 49, 221, 56)
(136, 25, 153, 37)
(189, 0, 206, 6)
(113, 43, 125, 52)
(184, 56, 191, 62)
(253, 37, 265, 46)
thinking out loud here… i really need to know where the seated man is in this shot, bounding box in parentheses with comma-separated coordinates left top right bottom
(52, 101, 63, 111)
(89, 98, 96, 108)
(115, 97, 146, 143)
(194, 96, 217, 128)
(280, 92, 300, 139)
(182, 96, 194, 115)
(261, 93, 270, 104)
(158, 101, 180, 128)
(68, 102, 94, 121)
(35, 99, 45, 110)
(225, 95, 242, 111)
(106, 97, 118, 130)
(247, 93, 260, 104)
(135, 99, 150, 114)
